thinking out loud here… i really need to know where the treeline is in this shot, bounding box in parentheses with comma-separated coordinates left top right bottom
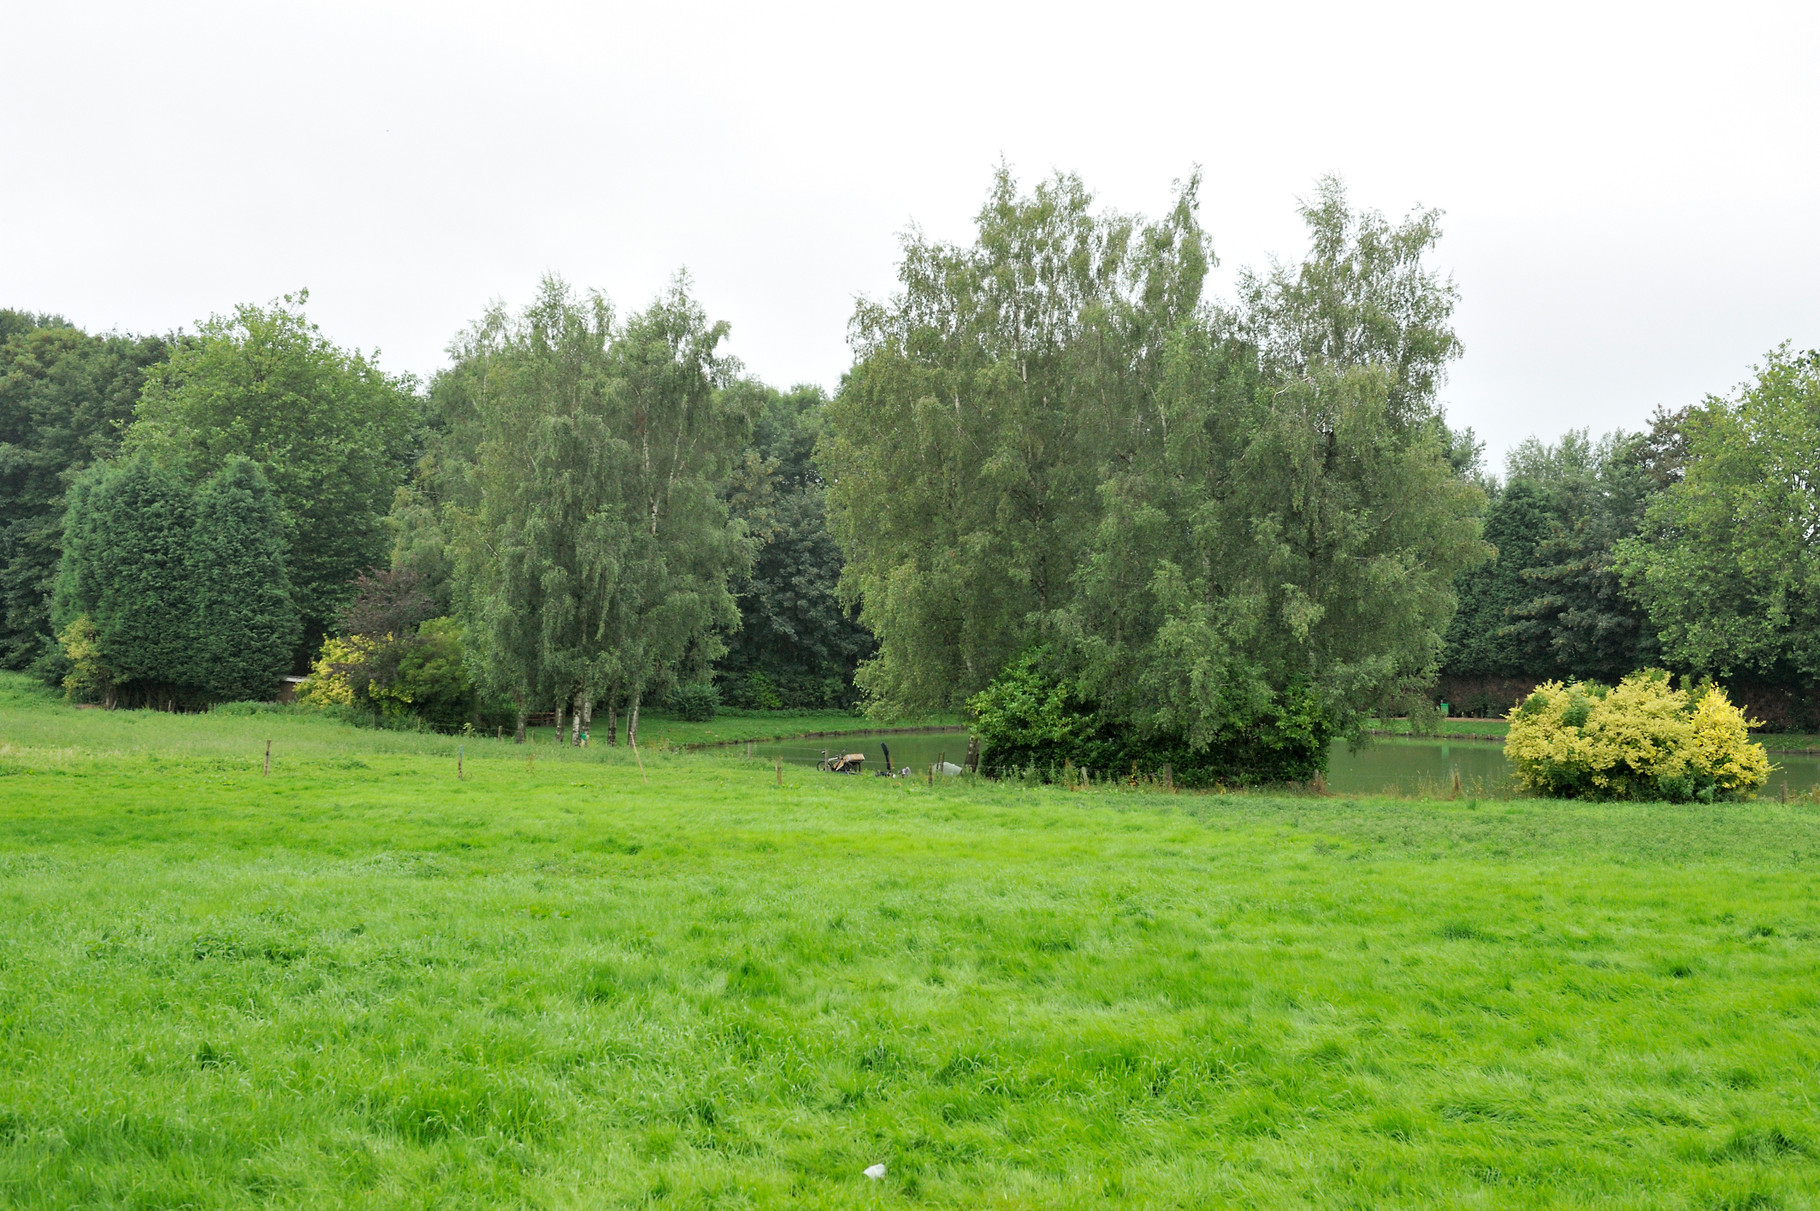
(1440, 350, 1820, 730)
(0, 289, 864, 728)
(817, 168, 1820, 782)
(6, 167, 1816, 761)
(822, 171, 1484, 784)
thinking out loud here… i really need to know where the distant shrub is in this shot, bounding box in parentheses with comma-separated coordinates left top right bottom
(210, 701, 283, 717)
(295, 617, 500, 732)
(1504, 671, 1771, 801)
(669, 682, 719, 722)
(56, 614, 112, 706)
(968, 650, 1331, 786)
(296, 635, 375, 710)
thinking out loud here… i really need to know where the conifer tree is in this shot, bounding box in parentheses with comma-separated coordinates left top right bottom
(54, 455, 197, 706)
(189, 457, 300, 701)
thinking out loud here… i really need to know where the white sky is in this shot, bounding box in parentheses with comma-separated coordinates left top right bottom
(4, 0, 1817, 467)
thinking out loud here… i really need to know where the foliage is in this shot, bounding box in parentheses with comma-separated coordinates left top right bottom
(299, 617, 494, 733)
(1439, 481, 1553, 679)
(296, 634, 374, 708)
(717, 382, 872, 708)
(54, 613, 110, 705)
(1441, 425, 1673, 693)
(390, 618, 485, 731)
(827, 170, 1486, 757)
(5, 677, 1820, 1206)
(126, 292, 421, 665)
(666, 681, 720, 722)
(968, 650, 1332, 785)
(1504, 671, 1770, 801)
(1618, 347, 1820, 693)
(53, 455, 298, 709)
(339, 566, 436, 640)
(188, 457, 301, 701)
(825, 167, 1211, 715)
(0, 312, 168, 670)
(54, 455, 199, 706)
(434, 276, 752, 739)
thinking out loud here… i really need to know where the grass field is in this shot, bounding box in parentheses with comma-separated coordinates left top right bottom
(3, 673, 1820, 1207)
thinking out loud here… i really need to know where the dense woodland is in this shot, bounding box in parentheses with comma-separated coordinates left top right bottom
(3, 171, 1817, 771)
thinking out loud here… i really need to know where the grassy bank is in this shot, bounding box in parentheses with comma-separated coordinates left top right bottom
(3, 675, 1819, 1207)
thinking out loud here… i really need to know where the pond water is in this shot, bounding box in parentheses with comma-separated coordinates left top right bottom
(735, 729, 1820, 798)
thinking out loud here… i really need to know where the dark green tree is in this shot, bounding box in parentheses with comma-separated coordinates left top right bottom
(54, 455, 199, 706)
(0, 312, 167, 671)
(126, 292, 421, 665)
(717, 383, 872, 708)
(1507, 433, 1663, 682)
(1439, 480, 1554, 680)
(188, 458, 300, 701)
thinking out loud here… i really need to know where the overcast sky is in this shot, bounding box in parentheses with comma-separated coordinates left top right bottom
(5, 0, 1816, 468)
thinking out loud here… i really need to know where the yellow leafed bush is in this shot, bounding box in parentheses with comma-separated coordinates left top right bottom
(295, 635, 379, 709)
(1505, 671, 1770, 802)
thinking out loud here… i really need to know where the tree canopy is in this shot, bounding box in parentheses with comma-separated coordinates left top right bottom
(1618, 347, 1820, 691)
(0, 312, 167, 671)
(824, 170, 1486, 774)
(432, 276, 752, 741)
(126, 292, 420, 665)
(53, 453, 297, 707)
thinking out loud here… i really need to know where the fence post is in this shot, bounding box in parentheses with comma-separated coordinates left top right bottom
(1162, 762, 1172, 793)
(263, 739, 271, 777)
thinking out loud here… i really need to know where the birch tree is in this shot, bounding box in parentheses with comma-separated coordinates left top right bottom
(442, 277, 750, 743)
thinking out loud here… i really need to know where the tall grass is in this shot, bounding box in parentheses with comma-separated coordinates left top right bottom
(2, 673, 1818, 1206)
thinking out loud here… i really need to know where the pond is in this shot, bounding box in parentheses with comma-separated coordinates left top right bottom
(735, 729, 1820, 798)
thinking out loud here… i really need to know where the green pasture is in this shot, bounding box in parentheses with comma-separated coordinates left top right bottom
(2, 674, 1819, 1207)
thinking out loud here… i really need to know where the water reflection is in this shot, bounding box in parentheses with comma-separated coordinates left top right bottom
(736, 730, 1820, 798)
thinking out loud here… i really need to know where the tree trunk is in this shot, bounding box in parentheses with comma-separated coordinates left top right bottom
(580, 696, 593, 747)
(513, 699, 527, 744)
(628, 690, 641, 748)
(571, 692, 583, 746)
(554, 700, 565, 746)
(606, 697, 618, 746)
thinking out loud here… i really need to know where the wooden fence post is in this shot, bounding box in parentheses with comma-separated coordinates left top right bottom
(263, 739, 271, 777)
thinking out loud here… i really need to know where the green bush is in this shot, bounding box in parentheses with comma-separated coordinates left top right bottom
(668, 682, 719, 722)
(210, 701, 285, 717)
(968, 651, 1332, 786)
(390, 619, 478, 731)
(296, 616, 508, 733)
(1504, 671, 1771, 801)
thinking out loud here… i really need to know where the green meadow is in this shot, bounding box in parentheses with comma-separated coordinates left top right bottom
(2, 673, 1819, 1208)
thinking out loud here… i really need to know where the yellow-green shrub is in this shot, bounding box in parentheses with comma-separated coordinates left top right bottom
(295, 635, 384, 710)
(1504, 671, 1771, 801)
